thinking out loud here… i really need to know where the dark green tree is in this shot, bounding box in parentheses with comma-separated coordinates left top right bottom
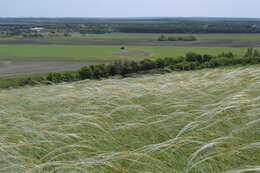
(185, 52, 203, 63)
(79, 66, 93, 79)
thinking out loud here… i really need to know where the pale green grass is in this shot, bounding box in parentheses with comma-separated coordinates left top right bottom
(0, 66, 259, 172)
(0, 44, 259, 62)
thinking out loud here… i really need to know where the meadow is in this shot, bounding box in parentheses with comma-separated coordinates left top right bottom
(0, 65, 259, 172)
(0, 44, 259, 62)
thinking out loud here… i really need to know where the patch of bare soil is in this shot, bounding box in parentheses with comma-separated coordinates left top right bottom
(0, 61, 96, 77)
(113, 49, 150, 57)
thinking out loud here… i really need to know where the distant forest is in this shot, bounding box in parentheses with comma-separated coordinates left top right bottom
(1, 17, 260, 34)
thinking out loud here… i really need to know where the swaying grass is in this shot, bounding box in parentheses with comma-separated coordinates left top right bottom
(0, 66, 260, 172)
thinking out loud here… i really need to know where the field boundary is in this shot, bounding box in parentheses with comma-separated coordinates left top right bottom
(1, 39, 260, 47)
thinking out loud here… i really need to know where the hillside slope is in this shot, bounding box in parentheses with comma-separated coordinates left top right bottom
(0, 66, 260, 173)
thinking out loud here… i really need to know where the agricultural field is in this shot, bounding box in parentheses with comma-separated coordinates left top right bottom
(0, 65, 259, 172)
(2, 34, 260, 47)
(1, 45, 260, 62)
(1, 19, 260, 76)
(0, 43, 260, 77)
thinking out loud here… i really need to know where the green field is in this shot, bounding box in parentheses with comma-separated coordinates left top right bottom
(76, 33, 260, 40)
(0, 45, 120, 61)
(1, 66, 259, 172)
(0, 44, 259, 62)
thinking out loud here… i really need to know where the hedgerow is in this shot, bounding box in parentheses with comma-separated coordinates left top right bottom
(65, 49, 260, 82)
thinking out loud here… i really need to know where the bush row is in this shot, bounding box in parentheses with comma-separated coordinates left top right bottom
(158, 35, 197, 41)
(45, 51, 260, 83)
(47, 52, 260, 83)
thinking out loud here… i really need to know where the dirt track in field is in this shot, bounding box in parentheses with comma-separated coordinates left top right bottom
(0, 61, 95, 77)
(1, 39, 260, 47)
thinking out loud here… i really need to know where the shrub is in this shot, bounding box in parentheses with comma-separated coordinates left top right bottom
(139, 59, 157, 71)
(121, 61, 133, 75)
(107, 63, 121, 76)
(19, 77, 37, 86)
(62, 72, 78, 82)
(218, 52, 234, 58)
(91, 64, 109, 79)
(79, 66, 93, 79)
(185, 52, 203, 63)
(158, 35, 167, 41)
(253, 49, 260, 57)
(204, 60, 218, 68)
(155, 58, 166, 68)
(46, 72, 64, 83)
(170, 61, 200, 71)
(129, 61, 140, 73)
(244, 48, 254, 57)
(244, 48, 260, 57)
(163, 57, 184, 66)
(216, 57, 234, 66)
(64, 32, 71, 37)
(203, 54, 213, 62)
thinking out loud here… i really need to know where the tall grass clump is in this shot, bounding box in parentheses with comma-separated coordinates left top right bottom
(0, 65, 259, 172)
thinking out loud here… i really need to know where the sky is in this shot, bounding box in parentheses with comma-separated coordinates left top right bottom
(1, 0, 260, 18)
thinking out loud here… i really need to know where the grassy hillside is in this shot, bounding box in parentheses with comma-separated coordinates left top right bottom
(0, 66, 260, 172)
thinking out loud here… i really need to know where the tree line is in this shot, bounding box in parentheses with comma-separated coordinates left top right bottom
(118, 23, 260, 33)
(2, 19, 260, 37)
